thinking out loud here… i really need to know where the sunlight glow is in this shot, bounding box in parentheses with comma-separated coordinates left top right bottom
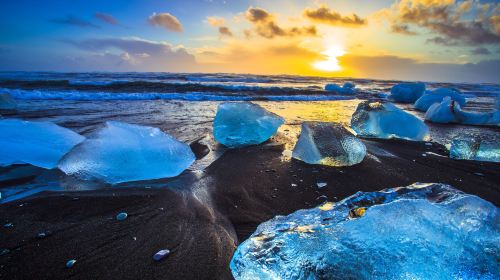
(312, 45, 346, 72)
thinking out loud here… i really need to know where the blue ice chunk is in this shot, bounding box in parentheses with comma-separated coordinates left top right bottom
(325, 82, 356, 94)
(0, 119, 85, 169)
(425, 97, 499, 126)
(414, 88, 466, 111)
(58, 121, 195, 184)
(450, 137, 499, 163)
(351, 101, 430, 141)
(0, 93, 16, 109)
(389, 82, 426, 103)
(153, 249, 170, 261)
(116, 212, 128, 221)
(213, 102, 284, 148)
(292, 122, 366, 166)
(231, 183, 499, 280)
(66, 259, 76, 268)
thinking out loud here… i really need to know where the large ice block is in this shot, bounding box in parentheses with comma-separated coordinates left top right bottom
(0, 93, 16, 110)
(425, 97, 499, 126)
(59, 121, 195, 184)
(389, 82, 426, 103)
(0, 119, 84, 169)
(292, 122, 366, 166)
(213, 102, 284, 148)
(351, 101, 430, 141)
(324, 82, 356, 94)
(231, 183, 499, 280)
(449, 137, 499, 163)
(414, 88, 466, 111)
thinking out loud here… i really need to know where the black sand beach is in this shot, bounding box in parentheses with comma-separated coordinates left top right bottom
(1, 138, 498, 280)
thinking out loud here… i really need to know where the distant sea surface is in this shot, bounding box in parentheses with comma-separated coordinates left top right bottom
(0, 72, 499, 105)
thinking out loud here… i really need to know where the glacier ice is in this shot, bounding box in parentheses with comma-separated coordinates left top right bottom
(58, 121, 195, 184)
(351, 101, 430, 141)
(292, 122, 366, 166)
(0, 93, 17, 110)
(425, 97, 499, 126)
(0, 119, 84, 169)
(450, 137, 499, 163)
(414, 88, 466, 112)
(324, 82, 356, 94)
(213, 102, 284, 148)
(231, 183, 499, 280)
(389, 82, 426, 103)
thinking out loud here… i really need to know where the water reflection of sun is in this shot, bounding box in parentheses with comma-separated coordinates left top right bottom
(312, 45, 346, 72)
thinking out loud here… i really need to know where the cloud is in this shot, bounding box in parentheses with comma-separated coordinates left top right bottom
(245, 7, 271, 23)
(218, 26, 233, 37)
(61, 37, 197, 71)
(50, 16, 99, 28)
(244, 7, 317, 39)
(303, 5, 366, 27)
(338, 54, 500, 83)
(148, 13, 183, 32)
(95, 12, 119, 25)
(391, 24, 418, 35)
(426, 36, 459, 46)
(207, 16, 225, 26)
(470, 47, 491, 55)
(383, 0, 500, 45)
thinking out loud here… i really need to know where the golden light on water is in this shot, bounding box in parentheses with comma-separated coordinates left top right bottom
(312, 45, 346, 72)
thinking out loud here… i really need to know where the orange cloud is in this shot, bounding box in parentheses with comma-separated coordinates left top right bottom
(303, 5, 366, 27)
(148, 12, 183, 32)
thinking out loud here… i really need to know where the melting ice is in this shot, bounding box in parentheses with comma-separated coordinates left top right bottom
(414, 88, 466, 112)
(231, 183, 499, 280)
(389, 82, 426, 103)
(0, 119, 84, 169)
(425, 97, 499, 126)
(213, 102, 284, 148)
(351, 101, 430, 141)
(58, 121, 195, 184)
(292, 122, 366, 166)
(450, 137, 500, 163)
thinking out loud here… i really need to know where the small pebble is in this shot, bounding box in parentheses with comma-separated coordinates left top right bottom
(316, 182, 327, 188)
(291, 183, 297, 187)
(421, 153, 427, 157)
(133, 237, 137, 241)
(4, 223, 13, 228)
(116, 212, 128, 221)
(153, 249, 170, 261)
(66, 259, 76, 268)
(474, 172, 484, 176)
(37, 232, 47, 239)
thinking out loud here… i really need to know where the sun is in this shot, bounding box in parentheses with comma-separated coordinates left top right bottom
(312, 45, 346, 72)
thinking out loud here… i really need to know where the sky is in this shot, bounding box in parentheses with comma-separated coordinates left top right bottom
(1, 0, 499, 83)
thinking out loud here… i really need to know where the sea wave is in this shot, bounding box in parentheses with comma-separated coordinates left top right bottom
(2, 88, 354, 102)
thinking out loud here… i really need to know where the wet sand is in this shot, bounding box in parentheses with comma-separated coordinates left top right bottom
(1, 139, 499, 280)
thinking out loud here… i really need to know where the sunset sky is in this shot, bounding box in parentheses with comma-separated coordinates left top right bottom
(1, 0, 499, 82)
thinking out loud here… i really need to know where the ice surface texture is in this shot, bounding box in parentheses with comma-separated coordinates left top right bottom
(450, 137, 499, 163)
(351, 101, 430, 141)
(213, 102, 284, 148)
(292, 122, 366, 166)
(425, 97, 499, 126)
(0, 119, 84, 169)
(414, 88, 466, 112)
(389, 82, 426, 103)
(59, 121, 195, 184)
(231, 183, 499, 280)
(324, 82, 355, 94)
(0, 93, 16, 109)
